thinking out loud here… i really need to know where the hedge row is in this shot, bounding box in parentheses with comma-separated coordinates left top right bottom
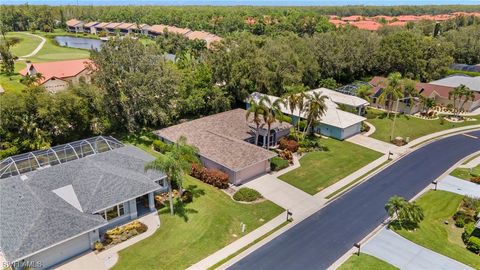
(191, 163, 229, 189)
(271, 156, 289, 171)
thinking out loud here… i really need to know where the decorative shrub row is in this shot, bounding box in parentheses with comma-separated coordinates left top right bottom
(279, 138, 299, 152)
(100, 220, 148, 249)
(191, 163, 229, 189)
(152, 140, 172, 153)
(233, 187, 262, 202)
(463, 223, 480, 254)
(470, 176, 480, 184)
(271, 156, 289, 171)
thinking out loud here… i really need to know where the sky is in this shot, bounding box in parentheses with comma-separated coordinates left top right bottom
(3, 0, 480, 6)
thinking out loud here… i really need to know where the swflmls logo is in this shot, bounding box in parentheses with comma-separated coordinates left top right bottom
(3, 261, 43, 269)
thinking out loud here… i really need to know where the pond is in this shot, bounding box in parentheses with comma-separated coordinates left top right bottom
(54, 36, 104, 51)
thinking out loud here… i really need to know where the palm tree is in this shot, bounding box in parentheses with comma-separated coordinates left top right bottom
(283, 86, 305, 139)
(246, 98, 264, 146)
(296, 91, 307, 135)
(379, 72, 404, 118)
(356, 84, 373, 103)
(449, 84, 474, 116)
(385, 195, 424, 229)
(303, 92, 328, 137)
(420, 96, 435, 114)
(259, 96, 285, 149)
(144, 136, 199, 215)
(20, 72, 44, 87)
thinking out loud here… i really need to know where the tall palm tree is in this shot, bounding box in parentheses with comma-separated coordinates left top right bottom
(356, 84, 373, 103)
(385, 195, 424, 229)
(144, 136, 199, 215)
(283, 86, 304, 139)
(259, 96, 285, 149)
(450, 84, 474, 116)
(246, 98, 264, 146)
(379, 72, 404, 118)
(296, 91, 307, 135)
(303, 92, 328, 137)
(420, 96, 435, 114)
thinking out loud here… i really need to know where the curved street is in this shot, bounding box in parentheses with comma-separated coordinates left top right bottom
(228, 130, 480, 270)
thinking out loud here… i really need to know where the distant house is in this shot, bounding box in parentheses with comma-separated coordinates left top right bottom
(20, 59, 93, 93)
(184, 30, 222, 48)
(249, 89, 367, 140)
(83, 21, 100, 34)
(429, 75, 480, 92)
(104, 22, 122, 34)
(66, 19, 84, 33)
(148, 24, 192, 37)
(156, 109, 291, 185)
(0, 136, 167, 270)
(116, 22, 135, 35)
(93, 22, 111, 34)
(129, 23, 151, 35)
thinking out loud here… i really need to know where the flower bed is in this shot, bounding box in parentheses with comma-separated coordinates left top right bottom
(95, 220, 148, 251)
(190, 164, 229, 189)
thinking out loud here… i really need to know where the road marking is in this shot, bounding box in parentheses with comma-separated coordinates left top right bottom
(462, 133, 478, 139)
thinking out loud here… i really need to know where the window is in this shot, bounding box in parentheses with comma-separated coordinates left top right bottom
(99, 203, 126, 221)
(106, 206, 119, 220)
(119, 203, 125, 216)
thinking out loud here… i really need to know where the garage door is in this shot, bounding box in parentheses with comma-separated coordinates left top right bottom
(236, 160, 268, 184)
(27, 233, 91, 269)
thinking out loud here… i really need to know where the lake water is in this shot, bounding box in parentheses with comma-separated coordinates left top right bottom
(55, 36, 104, 51)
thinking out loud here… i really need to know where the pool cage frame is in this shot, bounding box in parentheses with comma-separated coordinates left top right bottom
(0, 136, 124, 179)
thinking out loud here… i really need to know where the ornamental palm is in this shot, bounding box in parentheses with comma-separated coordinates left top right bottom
(303, 92, 328, 137)
(356, 84, 373, 103)
(379, 72, 404, 118)
(449, 84, 474, 116)
(385, 195, 424, 229)
(259, 96, 285, 149)
(246, 98, 264, 145)
(283, 85, 306, 139)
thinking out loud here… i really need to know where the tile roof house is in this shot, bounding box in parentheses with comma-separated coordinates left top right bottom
(429, 75, 480, 92)
(156, 109, 291, 185)
(249, 89, 367, 140)
(350, 20, 382, 31)
(66, 19, 84, 33)
(185, 30, 223, 48)
(20, 59, 93, 93)
(0, 136, 167, 270)
(83, 21, 100, 34)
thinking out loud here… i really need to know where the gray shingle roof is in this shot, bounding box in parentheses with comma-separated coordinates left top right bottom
(0, 145, 166, 262)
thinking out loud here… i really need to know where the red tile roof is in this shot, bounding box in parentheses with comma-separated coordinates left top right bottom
(20, 59, 92, 85)
(396, 15, 421, 22)
(350, 20, 382, 31)
(372, 15, 394, 21)
(341, 15, 363, 22)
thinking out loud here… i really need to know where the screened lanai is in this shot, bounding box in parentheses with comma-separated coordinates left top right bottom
(0, 136, 124, 179)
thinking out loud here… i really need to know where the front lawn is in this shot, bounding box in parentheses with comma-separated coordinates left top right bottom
(278, 138, 382, 195)
(450, 165, 480, 181)
(338, 254, 398, 270)
(366, 108, 479, 143)
(113, 132, 284, 270)
(394, 190, 480, 269)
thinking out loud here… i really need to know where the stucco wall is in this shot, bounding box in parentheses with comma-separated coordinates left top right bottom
(42, 78, 69, 93)
(235, 160, 270, 185)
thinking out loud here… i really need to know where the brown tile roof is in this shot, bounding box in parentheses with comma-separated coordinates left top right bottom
(341, 15, 363, 21)
(148, 24, 169, 33)
(94, 22, 111, 28)
(116, 23, 134, 30)
(84, 22, 99, 28)
(105, 22, 122, 29)
(66, 19, 83, 27)
(155, 109, 290, 171)
(396, 15, 420, 22)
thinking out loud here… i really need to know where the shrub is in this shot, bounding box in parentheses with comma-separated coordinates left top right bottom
(455, 219, 465, 228)
(279, 138, 299, 152)
(181, 190, 193, 203)
(191, 163, 229, 189)
(94, 241, 104, 251)
(470, 176, 480, 184)
(233, 187, 262, 202)
(467, 236, 480, 254)
(361, 122, 370, 132)
(271, 156, 289, 171)
(278, 149, 293, 164)
(277, 114, 293, 123)
(152, 140, 172, 153)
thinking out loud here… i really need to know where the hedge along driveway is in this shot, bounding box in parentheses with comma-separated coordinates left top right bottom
(279, 138, 382, 195)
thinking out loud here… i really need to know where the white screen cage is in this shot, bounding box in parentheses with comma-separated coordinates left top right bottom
(0, 136, 124, 179)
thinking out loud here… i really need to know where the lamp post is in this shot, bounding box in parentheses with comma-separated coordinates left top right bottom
(390, 97, 420, 141)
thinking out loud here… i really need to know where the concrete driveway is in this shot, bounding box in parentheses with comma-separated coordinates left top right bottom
(438, 175, 480, 197)
(363, 228, 473, 270)
(347, 134, 400, 155)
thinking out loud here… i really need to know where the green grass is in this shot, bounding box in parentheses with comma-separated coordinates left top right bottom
(112, 175, 283, 270)
(394, 190, 480, 269)
(338, 254, 398, 270)
(27, 33, 90, 62)
(447, 69, 480, 77)
(4, 32, 42, 57)
(325, 159, 390, 199)
(366, 108, 480, 143)
(0, 62, 27, 93)
(279, 138, 382, 195)
(208, 221, 290, 270)
(450, 165, 480, 181)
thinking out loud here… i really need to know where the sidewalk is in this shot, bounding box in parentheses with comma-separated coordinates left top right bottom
(458, 155, 480, 169)
(363, 228, 473, 270)
(346, 134, 400, 155)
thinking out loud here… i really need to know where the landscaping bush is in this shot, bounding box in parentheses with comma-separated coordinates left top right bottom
(277, 114, 293, 123)
(454, 210, 475, 228)
(361, 122, 370, 132)
(279, 138, 299, 152)
(104, 220, 147, 247)
(271, 156, 289, 171)
(278, 149, 293, 164)
(94, 241, 104, 251)
(152, 140, 172, 153)
(190, 163, 229, 189)
(181, 190, 193, 203)
(233, 187, 262, 202)
(470, 176, 480, 184)
(467, 236, 480, 254)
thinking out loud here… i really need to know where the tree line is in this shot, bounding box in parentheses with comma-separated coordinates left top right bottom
(2, 4, 480, 36)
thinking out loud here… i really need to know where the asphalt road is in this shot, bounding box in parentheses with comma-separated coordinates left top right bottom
(229, 130, 480, 270)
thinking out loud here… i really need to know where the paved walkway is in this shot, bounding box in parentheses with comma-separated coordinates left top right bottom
(347, 134, 400, 155)
(438, 175, 480, 197)
(17, 32, 46, 58)
(363, 228, 473, 270)
(459, 155, 480, 169)
(362, 122, 376, 137)
(55, 211, 161, 270)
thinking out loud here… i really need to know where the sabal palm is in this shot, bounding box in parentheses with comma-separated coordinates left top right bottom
(385, 195, 424, 228)
(259, 96, 285, 148)
(379, 72, 404, 118)
(283, 88, 303, 139)
(303, 92, 328, 137)
(450, 84, 474, 116)
(356, 84, 373, 103)
(246, 98, 264, 145)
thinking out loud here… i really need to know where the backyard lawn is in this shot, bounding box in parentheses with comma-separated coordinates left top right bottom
(338, 254, 398, 270)
(450, 165, 480, 181)
(112, 175, 283, 270)
(113, 132, 284, 270)
(394, 190, 480, 269)
(366, 108, 480, 143)
(279, 138, 383, 195)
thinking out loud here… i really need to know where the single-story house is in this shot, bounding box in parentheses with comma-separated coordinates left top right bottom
(66, 19, 84, 33)
(83, 21, 100, 34)
(0, 136, 167, 270)
(20, 59, 93, 93)
(249, 90, 367, 140)
(370, 76, 480, 112)
(104, 22, 122, 34)
(155, 109, 291, 185)
(93, 22, 111, 34)
(116, 23, 135, 35)
(184, 30, 222, 48)
(128, 23, 150, 35)
(429, 75, 480, 92)
(148, 24, 192, 37)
